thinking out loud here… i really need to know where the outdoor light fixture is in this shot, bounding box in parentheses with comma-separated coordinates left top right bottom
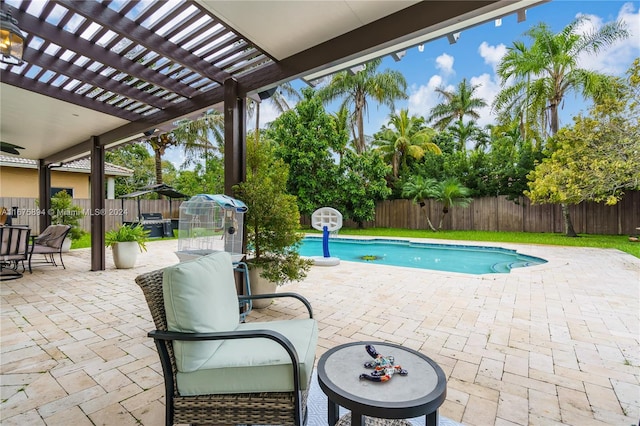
(447, 32, 460, 44)
(0, 9, 24, 65)
(348, 64, 366, 75)
(418, 44, 424, 52)
(517, 9, 527, 23)
(258, 87, 277, 100)
(391, 50, 406, 62)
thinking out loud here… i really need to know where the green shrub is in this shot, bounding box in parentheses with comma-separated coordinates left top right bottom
(50, 191, 85, 240)
(105, 224, 150, 252)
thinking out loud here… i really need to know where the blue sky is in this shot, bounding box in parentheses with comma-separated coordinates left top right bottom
(168, 0, 639, 168)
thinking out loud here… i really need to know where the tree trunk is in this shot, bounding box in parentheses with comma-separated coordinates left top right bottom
(427, 217, 437, 232)
(438, 212, 446, 230)
(255, 102, 260, 142)
(550, 102, 577, 238)
(154, 148, 163, 184)
(421, 204, 437, 232)
(355, 94, 366, 154)
(561, 203, 578, 237)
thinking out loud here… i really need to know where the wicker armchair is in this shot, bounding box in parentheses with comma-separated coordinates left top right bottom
(135, 252, 317, 426)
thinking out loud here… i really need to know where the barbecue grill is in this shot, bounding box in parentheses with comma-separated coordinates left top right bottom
(140, 213, 172, 238)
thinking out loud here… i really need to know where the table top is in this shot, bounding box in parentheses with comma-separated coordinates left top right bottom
(318, 341, 446, 419)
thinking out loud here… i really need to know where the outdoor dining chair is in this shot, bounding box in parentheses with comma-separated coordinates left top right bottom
(28, 224, 71, 273)
(1, 226, 31, 281)
(135, 251, 318, 426)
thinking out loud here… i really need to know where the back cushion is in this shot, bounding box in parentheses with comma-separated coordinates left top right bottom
(163, 251, 240, 372)
(45, 225, 69, 248)
(35, 226, 56, 245)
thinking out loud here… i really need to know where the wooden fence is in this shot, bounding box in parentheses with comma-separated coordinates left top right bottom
(3, 191, 638, 235)
(309, 191, 639, 235)
(0, 198, 182, 234)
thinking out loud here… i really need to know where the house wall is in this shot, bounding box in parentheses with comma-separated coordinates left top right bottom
(0, 168, 90, 198)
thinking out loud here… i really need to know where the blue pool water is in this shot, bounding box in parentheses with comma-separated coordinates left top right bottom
(298, 237, 547, 274)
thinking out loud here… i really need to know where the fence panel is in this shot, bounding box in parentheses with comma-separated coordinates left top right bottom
(619, 191, 640, 235)
(472, 197, 497, 231)
(497, 197, 522, 232)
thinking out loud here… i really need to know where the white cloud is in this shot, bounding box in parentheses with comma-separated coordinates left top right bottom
(407, 75, 446, 118)
(575, 3, 640, 75)
(478, 42, 507, 72)
(435, 53, 455, 75)
(469, 73, 501, 126)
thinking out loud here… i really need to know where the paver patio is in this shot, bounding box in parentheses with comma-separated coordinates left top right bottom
(1, 238, 639, 425)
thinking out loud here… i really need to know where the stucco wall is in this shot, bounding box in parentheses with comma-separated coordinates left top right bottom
(0, 168, 90, 198)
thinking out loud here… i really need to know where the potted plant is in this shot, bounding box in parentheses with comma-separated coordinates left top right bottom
(50, 190, 85, 251)
(105, 223, 150, 269)
(233, 135, 312, 308)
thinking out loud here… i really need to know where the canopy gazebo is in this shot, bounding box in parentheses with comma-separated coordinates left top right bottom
(120, 184, 189, 237)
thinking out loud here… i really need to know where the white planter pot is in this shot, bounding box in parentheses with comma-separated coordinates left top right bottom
(112, 241, 139, 269)
(249, 266, 277, 309)
(61, 237, 72, 253)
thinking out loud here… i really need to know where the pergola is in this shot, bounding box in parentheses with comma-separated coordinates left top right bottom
(0, 0, 547, 270)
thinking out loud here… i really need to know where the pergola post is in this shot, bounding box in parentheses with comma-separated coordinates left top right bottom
(91, 136, 106, 271)
(38, 159, 51, 234)
(224, 77, 246, 195)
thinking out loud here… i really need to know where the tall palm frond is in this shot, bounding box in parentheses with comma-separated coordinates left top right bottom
(428, 78, 488, 131)
(372, 109, 441, 178)
(317, 58, 408, 154)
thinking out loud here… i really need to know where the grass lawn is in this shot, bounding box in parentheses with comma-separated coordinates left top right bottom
(72, 229, 640, 258)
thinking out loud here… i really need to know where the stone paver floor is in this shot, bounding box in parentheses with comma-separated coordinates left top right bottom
(1, 238, 639, 425)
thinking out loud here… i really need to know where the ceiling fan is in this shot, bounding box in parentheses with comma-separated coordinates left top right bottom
(0, 142, 24, 155)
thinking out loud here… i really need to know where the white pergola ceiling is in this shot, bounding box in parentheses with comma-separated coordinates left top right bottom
(199, 1, 419, 60)
(0, 84, 129, 160)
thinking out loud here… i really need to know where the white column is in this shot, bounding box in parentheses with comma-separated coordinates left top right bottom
(107, 177, 115, 199)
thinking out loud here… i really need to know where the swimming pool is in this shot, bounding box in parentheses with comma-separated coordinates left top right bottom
(298, 237, 547, 274)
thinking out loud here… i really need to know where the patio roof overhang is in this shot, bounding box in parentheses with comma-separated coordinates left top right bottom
(0, 0, 547, 270)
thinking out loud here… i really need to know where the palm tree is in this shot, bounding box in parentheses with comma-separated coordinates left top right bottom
(146, 110, 224, 185)
(331, 106, 351, 161)
(493, 16, 629, 236)
(372, 109, 441, 178)
(402, 175, 439, 231)
(172, 110, 225, 166)
(317, 58, 407, 154)
(428, 78, 487, 131)
(446, 119, 490, 152)
(433, 178, 472, 230)
(247, 83, 301, 140)
(146, 133, 178, 185)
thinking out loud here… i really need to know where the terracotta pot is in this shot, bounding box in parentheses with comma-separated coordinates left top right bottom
(248, 266, 277, 309)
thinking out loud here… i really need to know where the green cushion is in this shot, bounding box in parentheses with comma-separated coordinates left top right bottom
(163, 251, 239, 372)
(176, 318, 318, 396)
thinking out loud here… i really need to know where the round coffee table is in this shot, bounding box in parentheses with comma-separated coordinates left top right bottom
(317, 341, 447, 426)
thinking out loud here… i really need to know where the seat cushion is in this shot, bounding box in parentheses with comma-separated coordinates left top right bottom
(163, 251, 240, 372)
(176, 318, 318, 396)
(31, 244, 59, 254)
